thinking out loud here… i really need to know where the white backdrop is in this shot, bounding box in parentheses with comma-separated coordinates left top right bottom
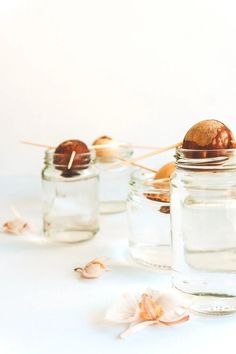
(0, 0, 236, 175)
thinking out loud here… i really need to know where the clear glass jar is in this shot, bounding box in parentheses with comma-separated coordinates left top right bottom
(95, 144, 133, 214)
(42, 149, 99, 243)
(171, 148, 236, 314)
(127, 169, 171, 269)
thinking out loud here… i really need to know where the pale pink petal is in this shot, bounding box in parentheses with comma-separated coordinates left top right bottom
(147, 289, 189, 323)
(91, 256, 110, 266)
(105, 293, 139, 324)
(3, 218, 30, 235)
(106, 289, 190, 338)
(82, 263, 102, 278)
(119, 320, 159, 339)
(146, 289, 162, 302)
(74, 257, 109, 279)
(160, 314, 190, 326)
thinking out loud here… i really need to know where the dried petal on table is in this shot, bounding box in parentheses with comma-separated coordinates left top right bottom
(74, 257, 109, 279)
(2, 218, 31, 235)
(105, 288, 189, 338)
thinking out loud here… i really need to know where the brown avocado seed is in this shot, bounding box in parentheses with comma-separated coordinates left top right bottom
(92, 135, 118, 162)
(53, 139, 90, 177)
(144, 162, 173, 213)
(154, 161, 176, 180)
(182, 119, 235, 158)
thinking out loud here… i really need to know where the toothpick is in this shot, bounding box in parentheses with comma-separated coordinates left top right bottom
(131, 145, 161, 149)
(21, 140, 162, 151)
(143, 178, 170, 186)
(115, 156, 159, 173)
(90, 143, 122, 150)
(91, 143, 161, 150)
(21, 140, 123, 151)
(68, 151, 76, 169)
(21, 141, 55, 149)
(10, 205, 21, 219)
(109, 142, 182, 170)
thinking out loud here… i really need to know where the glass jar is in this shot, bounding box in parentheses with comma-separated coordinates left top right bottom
(95, 144, 133, 214)
(127, 169, 171, 269)
(42, 149, 99, 243)
(171, 148, 236, 314)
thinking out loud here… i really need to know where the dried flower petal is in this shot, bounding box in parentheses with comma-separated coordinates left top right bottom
(159, 314, 190, 326)
(105, 288, 190, 338)
(74, 257, 109, 279)
(105, 293, 139, 323)
(139, 293, 163, 320)
(119, 320, 157, 339)
(3, 218, 31, 235)
(148, 289, 189, 323)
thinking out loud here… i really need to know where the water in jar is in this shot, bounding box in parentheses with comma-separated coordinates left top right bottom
(42, 174, 99, 242)
(128, 194, 171, 269)
(171, 171, 236, 314)
(98, 162, 131, 214)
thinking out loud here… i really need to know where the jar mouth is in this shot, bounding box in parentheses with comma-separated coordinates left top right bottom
(44, 149, 95, 169)
(176, 148, 236, 170)
(130, 169, 170, 193)
(95, 142, 133, 161)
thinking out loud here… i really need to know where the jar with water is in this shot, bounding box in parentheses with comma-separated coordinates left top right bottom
(95, 144, 133, 214)
(127, 169, 171, 269)
(171, 148, 236, 314)
(42, 149, 99, 243)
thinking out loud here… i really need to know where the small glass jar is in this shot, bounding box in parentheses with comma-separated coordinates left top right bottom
(42, 149, 99, 243)
(95, 144, 133, 214)
(127, 169, 171, 269)
(171, 148, 236, 314)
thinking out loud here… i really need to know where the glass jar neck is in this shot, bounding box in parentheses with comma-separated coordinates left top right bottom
(44, 149, 95, 177)
(95, 143, 133, 162)
(129, 169, 170, 198)
(176, 148, 236, 171)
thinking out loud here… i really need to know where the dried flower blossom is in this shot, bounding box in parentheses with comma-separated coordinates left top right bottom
(74, 257, 109, 279)
(105, 289, 189, 338)
(3, 218, 31, 235)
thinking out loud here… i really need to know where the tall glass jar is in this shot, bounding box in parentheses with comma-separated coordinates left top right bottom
(171, 148, 236, 314)
(127, 169, 171, 269)
(42, 149, 99, 243)
(95, 144, 133, 214)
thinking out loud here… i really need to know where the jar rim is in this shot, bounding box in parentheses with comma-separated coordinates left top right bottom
(130, 169, 170, 193)
(44, 149, 95, 168)
(176, 147, 236, 153)
(95, 142, 133, 160)
(175, 147, 236, 170)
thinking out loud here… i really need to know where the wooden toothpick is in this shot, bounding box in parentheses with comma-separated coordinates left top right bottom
(68, 151, 76, 169)
(143, 177, 170, 186)
(114, 156, 159, 173)
(21, 140, 164, 151)
(21, 140, 122, 150)
(21, 141, 55, 149)
(109, 142, 182, 170)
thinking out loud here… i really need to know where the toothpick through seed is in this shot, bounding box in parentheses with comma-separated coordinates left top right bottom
(21, 140, 163, 151)
(68, 151, 76, 169)
(143, 178, 170, 186)
(108, 142, 182, 170)
(21, 141, 55, 149)
(115, 156, 159, 173)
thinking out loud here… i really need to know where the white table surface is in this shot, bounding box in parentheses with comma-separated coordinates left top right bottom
(0, 176, 235, 354)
